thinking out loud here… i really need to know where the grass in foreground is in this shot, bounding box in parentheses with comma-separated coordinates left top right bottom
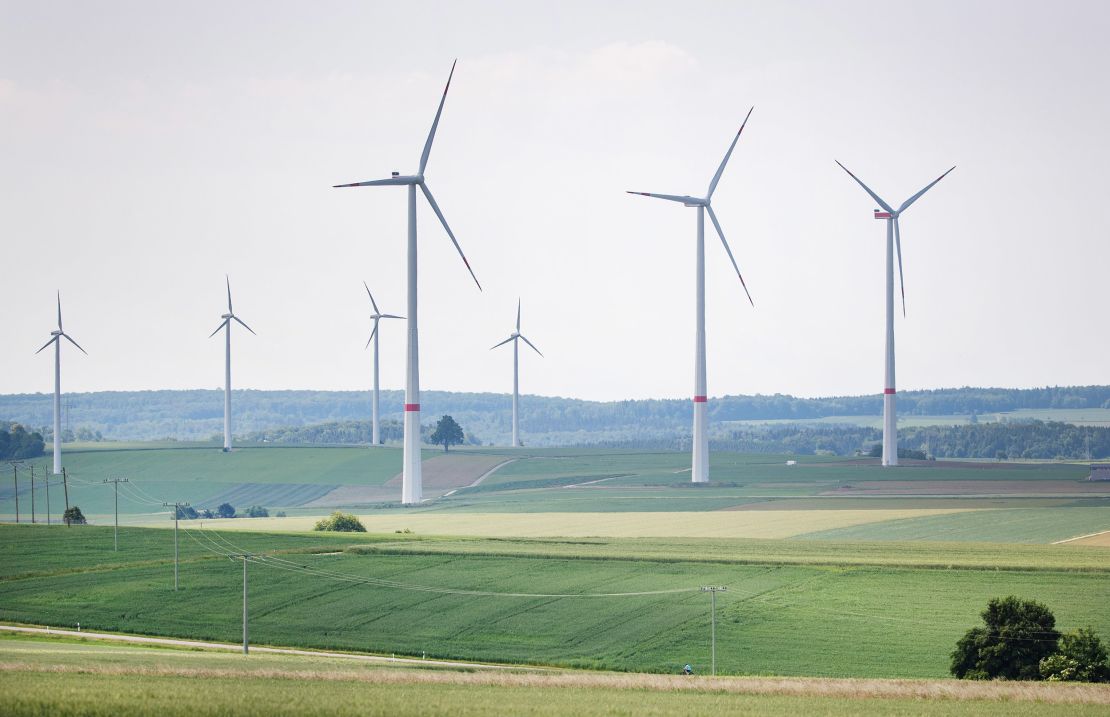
(0, 636, 1107, 717)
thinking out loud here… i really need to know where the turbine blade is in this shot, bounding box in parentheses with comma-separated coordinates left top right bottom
(379, 314, 405, 319)
(519, 334, 543, 357)
(516, 298, 521, 333)
(490, 336, 515, 350)
(626, 191, 695, 205)
(62, 333, 88, 355)
(894, 216, 906, 317)
(898, 166, 956, 213)
(835, 161, 894, 214)
(420, 182, 481, 290)
(208, 319, 229, 339)
(226, 275, 233, 313)
(365, 319, 379, 349)
(232, 316, 256, 335)
(419, 59, 457, 175)
(333, 177, 410, 188)
(706, 206, 754, 306)
(707, 107, 753, 199)
(35, 336, 59, 354)
(363, 281, 380, 314)
(56, 291, 63, 331)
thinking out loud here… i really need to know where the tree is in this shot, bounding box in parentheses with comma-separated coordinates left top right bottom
(0, 424, 45, 460)
(244, 505, 269, 518)
(1041, 629, 1110, 682)
(951, 596, 1060, 680)
(175, 505, 199, 520)
(313, 511, 366, 532)
(430, 415, 464, 453)
(216, 502, 236, 519)
(62, 506, 86, 525)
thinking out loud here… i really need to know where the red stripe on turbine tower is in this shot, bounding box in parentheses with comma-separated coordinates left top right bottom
(693, 396, 708, 403)
(404, 403, 420, 411)
(884, 388, 896, 394)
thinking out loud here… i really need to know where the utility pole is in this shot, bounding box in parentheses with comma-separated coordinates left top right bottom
(45, 472, 51, 525)
(62, 467, 70, 517)
(700, 586, 727, 676)
(30, 464, 36, 524)
(103, 478, 129, 550)
(163, 502, 189, 591)
(230, 554, 252, 654)
(8, 461, 23, 523)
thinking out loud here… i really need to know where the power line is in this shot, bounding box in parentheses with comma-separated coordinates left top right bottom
(184, 525, 700, 599)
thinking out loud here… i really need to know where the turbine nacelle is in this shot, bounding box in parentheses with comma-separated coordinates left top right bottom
(837, 161, 956, 316)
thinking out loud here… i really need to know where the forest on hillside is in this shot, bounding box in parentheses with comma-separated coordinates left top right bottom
(1, 386, 1108, 452)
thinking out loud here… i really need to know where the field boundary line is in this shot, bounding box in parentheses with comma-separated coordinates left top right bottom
(0, 625, 549, 672)
(1053, 529, 1110, 545)
(467, 458, 518, 488)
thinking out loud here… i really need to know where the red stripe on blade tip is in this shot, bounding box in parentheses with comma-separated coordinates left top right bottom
(404, 403, 420, 411)
(884, 389, 896, 395)
(693, 395, 708, 403)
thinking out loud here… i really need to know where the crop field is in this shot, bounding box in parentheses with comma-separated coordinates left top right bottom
(3, 636, 1108, 716)
(2, 447, 1106, 549)
(202, 508, 983, 538)
(796, 507, 1110, 543)
(2, 525, 1109, 679)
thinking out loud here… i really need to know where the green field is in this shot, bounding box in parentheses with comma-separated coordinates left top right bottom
(2, 525, 1109, 678)
(3, 446, 1106, 549)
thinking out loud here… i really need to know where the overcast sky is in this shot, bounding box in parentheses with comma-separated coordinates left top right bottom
(2, 0, 1107, 401)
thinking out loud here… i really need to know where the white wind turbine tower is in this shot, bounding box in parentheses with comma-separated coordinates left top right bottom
(363, 282, 403, 447)
(208, 276, 256, 453)
(490, 300, 543, 448)
(36, 292, 87, 475)
(836, 160, 955, 466)
(334, 60, 481, 505)
(628, 109, 756, 484)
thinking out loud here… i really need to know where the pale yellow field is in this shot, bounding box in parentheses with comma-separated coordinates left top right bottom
(178, 508, 980, 539)
(1059, 530, 1110, 546)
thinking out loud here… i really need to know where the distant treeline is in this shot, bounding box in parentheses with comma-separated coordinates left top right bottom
(600, 421, 1110, 460)
(0, 423, 45, 460)
(245, 418, 1108, 460)
(245, 419, 482, 447)
(0, 385, 1107, 445)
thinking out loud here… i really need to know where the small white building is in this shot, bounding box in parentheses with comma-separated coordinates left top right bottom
(1089, 464, 1110, 482)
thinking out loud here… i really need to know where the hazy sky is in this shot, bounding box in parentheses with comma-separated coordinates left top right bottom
(2, 1, 1107, 401)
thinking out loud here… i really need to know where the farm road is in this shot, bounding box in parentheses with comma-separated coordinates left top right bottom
(0, 625, 547, 672)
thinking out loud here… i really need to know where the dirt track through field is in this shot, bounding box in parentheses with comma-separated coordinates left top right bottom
(1056, 530, 1110, 546)
(305, 454, 513, 506)
(0, 625, 537, 672)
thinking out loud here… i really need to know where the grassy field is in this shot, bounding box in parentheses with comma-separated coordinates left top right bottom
(2, 525, 1109, 678)
(3, 636, 1107, 716)
(1, 446, 1099, 521)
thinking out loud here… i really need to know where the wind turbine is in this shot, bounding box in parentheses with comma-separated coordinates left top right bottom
(35, 292, 86, 475)
(490, 300, 543, 448)
(627, 109, 756, 484)
(334, 60, 481, 504)
(208, 276, 255, 453)
(836, 160, 955, 466)
(363, 282, 403, 447)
